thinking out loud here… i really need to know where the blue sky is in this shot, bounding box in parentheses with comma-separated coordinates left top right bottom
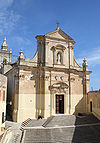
(0, 0, 100, 90)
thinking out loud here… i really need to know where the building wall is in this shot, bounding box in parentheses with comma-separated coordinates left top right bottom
(17, 68, 37, 122)
(6, 66, 88, 122)
(6, 28, 91, 122)
(87, 91, 100, 120)
(6, 67, 39, 122)
(0, 74, 7, 132)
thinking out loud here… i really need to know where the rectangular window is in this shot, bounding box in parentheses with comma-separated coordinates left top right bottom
(3, 91, 5, 101)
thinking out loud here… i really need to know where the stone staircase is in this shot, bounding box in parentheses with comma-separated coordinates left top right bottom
(1, 114, 100, 143)
(41, 113, 100, 128)
(42, 116, 54, 127)
(24, 118, 47, 128)
(44, 115, 76, 127)
(20, 118, 32, 131)
(22, 125, 100, 143)
(22, 114, 100, 143)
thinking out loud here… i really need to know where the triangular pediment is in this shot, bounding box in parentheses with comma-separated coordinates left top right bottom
(45, 27, 75, 43)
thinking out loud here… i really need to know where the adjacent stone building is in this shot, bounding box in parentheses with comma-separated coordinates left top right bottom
(0, 74, 7, 132)
(87, 90, 100, 119)
(6, 27, 91, 122)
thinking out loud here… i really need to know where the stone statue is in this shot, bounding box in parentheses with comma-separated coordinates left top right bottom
(57, 53, 61, 64)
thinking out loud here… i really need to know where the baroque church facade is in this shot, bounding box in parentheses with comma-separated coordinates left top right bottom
(6, 27, 91, 122)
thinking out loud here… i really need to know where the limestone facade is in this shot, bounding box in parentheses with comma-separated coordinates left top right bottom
(0, 74, 7, 131)
(6, 27, 91, 122)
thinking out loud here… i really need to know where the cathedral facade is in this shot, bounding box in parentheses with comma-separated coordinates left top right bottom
(6, 27, 91, 122)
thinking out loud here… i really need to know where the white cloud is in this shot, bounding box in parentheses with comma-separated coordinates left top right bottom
(77, 47, 100, 66)
(0, 0, 21, 35)
(0, 0, 14, 10)
(0, 11, 21, 35)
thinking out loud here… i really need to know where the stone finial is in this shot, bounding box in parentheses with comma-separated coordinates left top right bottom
(4, 37, 6, 41)
(1, 37, 8, 51)
(82, 58, 88, 71)
(18, 49, 25, 59)
(10, 49, 12, 54)
(56, 26, 60, 31)
(68, 42, 72, 47)
(56, 22, 59, 28)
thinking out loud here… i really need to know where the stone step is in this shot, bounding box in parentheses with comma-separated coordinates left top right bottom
(22, 125, 100, 143)
(24, 118, 47, 127)
(42, 116, 54, 127)
(45, 114, 100, 127)
(20, 118, 32, 131)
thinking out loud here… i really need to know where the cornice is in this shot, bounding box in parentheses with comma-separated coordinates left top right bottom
(45, 35, 66, 42)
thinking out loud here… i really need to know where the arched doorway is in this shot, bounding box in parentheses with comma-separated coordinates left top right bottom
(90, 101, 92, 112)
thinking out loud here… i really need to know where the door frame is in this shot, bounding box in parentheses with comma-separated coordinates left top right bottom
(90, 101, 92, 112)
(56, 94, 64, 114)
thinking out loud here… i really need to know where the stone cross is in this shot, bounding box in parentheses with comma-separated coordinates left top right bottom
(56, 22, 59, 28)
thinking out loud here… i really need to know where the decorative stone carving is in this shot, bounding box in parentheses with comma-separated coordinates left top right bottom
(45, 76, 49, 81)
(25, 74, 33, 80)
(82, 58, 88, 71)
(18, 49, 25, 60)
(49, 82, 68, 94)
(70, 78, 75, 82)
(55, 76, 58, 80)
(57, 52, 61, 64)
(60, 76, 64, 80)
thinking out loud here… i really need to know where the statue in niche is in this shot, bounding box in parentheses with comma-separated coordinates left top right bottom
(57, 52, 61, 64)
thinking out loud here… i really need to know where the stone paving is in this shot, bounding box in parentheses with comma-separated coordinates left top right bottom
(26, 118, 47, 127)
(22, 114, 100, 143)
(23, 125, 100, 143)
(44, 114, 100, 127)
(1, 114, 100, 143)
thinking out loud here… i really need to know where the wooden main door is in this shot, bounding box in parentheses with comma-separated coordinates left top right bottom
(56, 95, 64, 114)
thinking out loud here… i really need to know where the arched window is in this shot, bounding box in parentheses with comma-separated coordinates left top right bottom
(57, 52, 62, 64)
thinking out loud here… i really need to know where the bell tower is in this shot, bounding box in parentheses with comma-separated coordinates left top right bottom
(1, 37, 8, 51)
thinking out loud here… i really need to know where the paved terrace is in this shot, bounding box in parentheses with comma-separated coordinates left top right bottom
(21, 114, 100, 143)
